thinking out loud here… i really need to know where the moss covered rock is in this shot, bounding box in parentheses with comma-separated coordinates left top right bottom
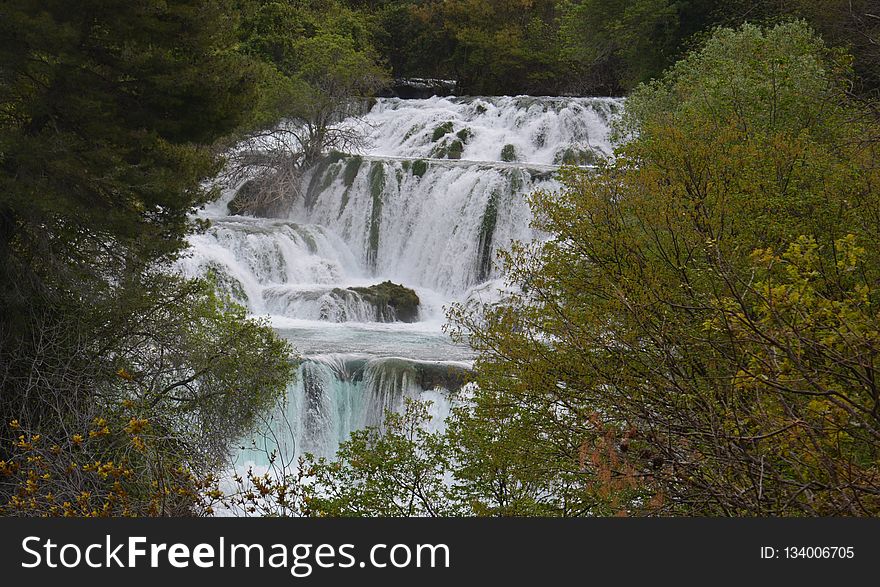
(342, 155, 363, 187)
(367, 164, 385, 270)
(411, 159, 428, 178)
(553, 146, 603, 166)
(347, 281, 420, 322)
(432, 121, 454, 141)
(500, 144, 518, 162)
(447, 139, 464, 159)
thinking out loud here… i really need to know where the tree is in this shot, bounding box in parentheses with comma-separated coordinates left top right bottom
(1, 278, 294, 516)
(0, 0, 295, 516)
(212, 399, 461, 517)
(559, 0, 681, 93)
(286, 33, 389, 166)
(0, 0, 262, 288)
(225, 1, 388, 215)
(304, 400, 461, 517)
(788, 0, 880, 98)
(447, 22, 880, 515)
(401, 0, 564, 95)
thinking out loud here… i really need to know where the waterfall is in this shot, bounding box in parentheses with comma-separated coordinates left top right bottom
(182, 95, 622, 466)
(239, 355, 468, 462)
(294, 156, 552, 294)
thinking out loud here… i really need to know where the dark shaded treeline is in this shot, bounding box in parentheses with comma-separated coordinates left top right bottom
(348, 0, 880, 97)
(0, 0, 297, 516)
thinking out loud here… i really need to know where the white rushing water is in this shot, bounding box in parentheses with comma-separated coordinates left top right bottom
(180, 95, 621, 466)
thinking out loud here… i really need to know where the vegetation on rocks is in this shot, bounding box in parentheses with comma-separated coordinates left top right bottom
(348, 281, 420, 323)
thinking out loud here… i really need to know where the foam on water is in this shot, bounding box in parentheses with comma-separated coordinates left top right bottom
(352, 95, 621, 164)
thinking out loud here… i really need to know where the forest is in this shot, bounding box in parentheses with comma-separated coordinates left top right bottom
(2, 0, 880, 517)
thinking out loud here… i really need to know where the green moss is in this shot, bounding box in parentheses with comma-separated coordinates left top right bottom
(368, 163, 385, 269)
(456, 127, 473, 142)
(348, 281, 420, 322)
(318, 167, 336, 192)
(403, 124, 420, 141)
(432, 121, 454, 142)
(298, 230, 318, 254)
(477, 190, 500, 282)
(509, 169, 524, 193)
(326, 150, 347, 164)
(338, 191, 349, 218)
(305, 154, 344, 208)
(554, 147, 602, 166)
(205, 262, 247, 304)
(412, 159, 428, 178)
(501, 144, 517, 162)
(337, 156, 363, 217)
(342, 155, 362, 187)
(447, 139, 464, 159)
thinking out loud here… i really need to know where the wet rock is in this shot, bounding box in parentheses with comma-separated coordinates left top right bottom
(501, 144, 518, 162)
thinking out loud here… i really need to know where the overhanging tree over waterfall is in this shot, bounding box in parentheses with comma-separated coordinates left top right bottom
(224, 1, 389, 216)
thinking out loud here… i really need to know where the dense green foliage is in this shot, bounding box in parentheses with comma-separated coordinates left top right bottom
(305, 401, 459, 516)
(351, 0, 880, 96)
(0, 0, 294, 515)
(221, 0, 388, 214)
(236, 0, 387, 134)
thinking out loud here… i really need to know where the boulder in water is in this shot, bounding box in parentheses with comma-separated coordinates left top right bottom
(347, 281, 420, 323)
(432, 121, 454, 142)
(227, 179, 260, 216)
(411, 159, 428, 178)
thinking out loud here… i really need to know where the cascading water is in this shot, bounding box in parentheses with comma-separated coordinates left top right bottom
(181, 95, 622, 466)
